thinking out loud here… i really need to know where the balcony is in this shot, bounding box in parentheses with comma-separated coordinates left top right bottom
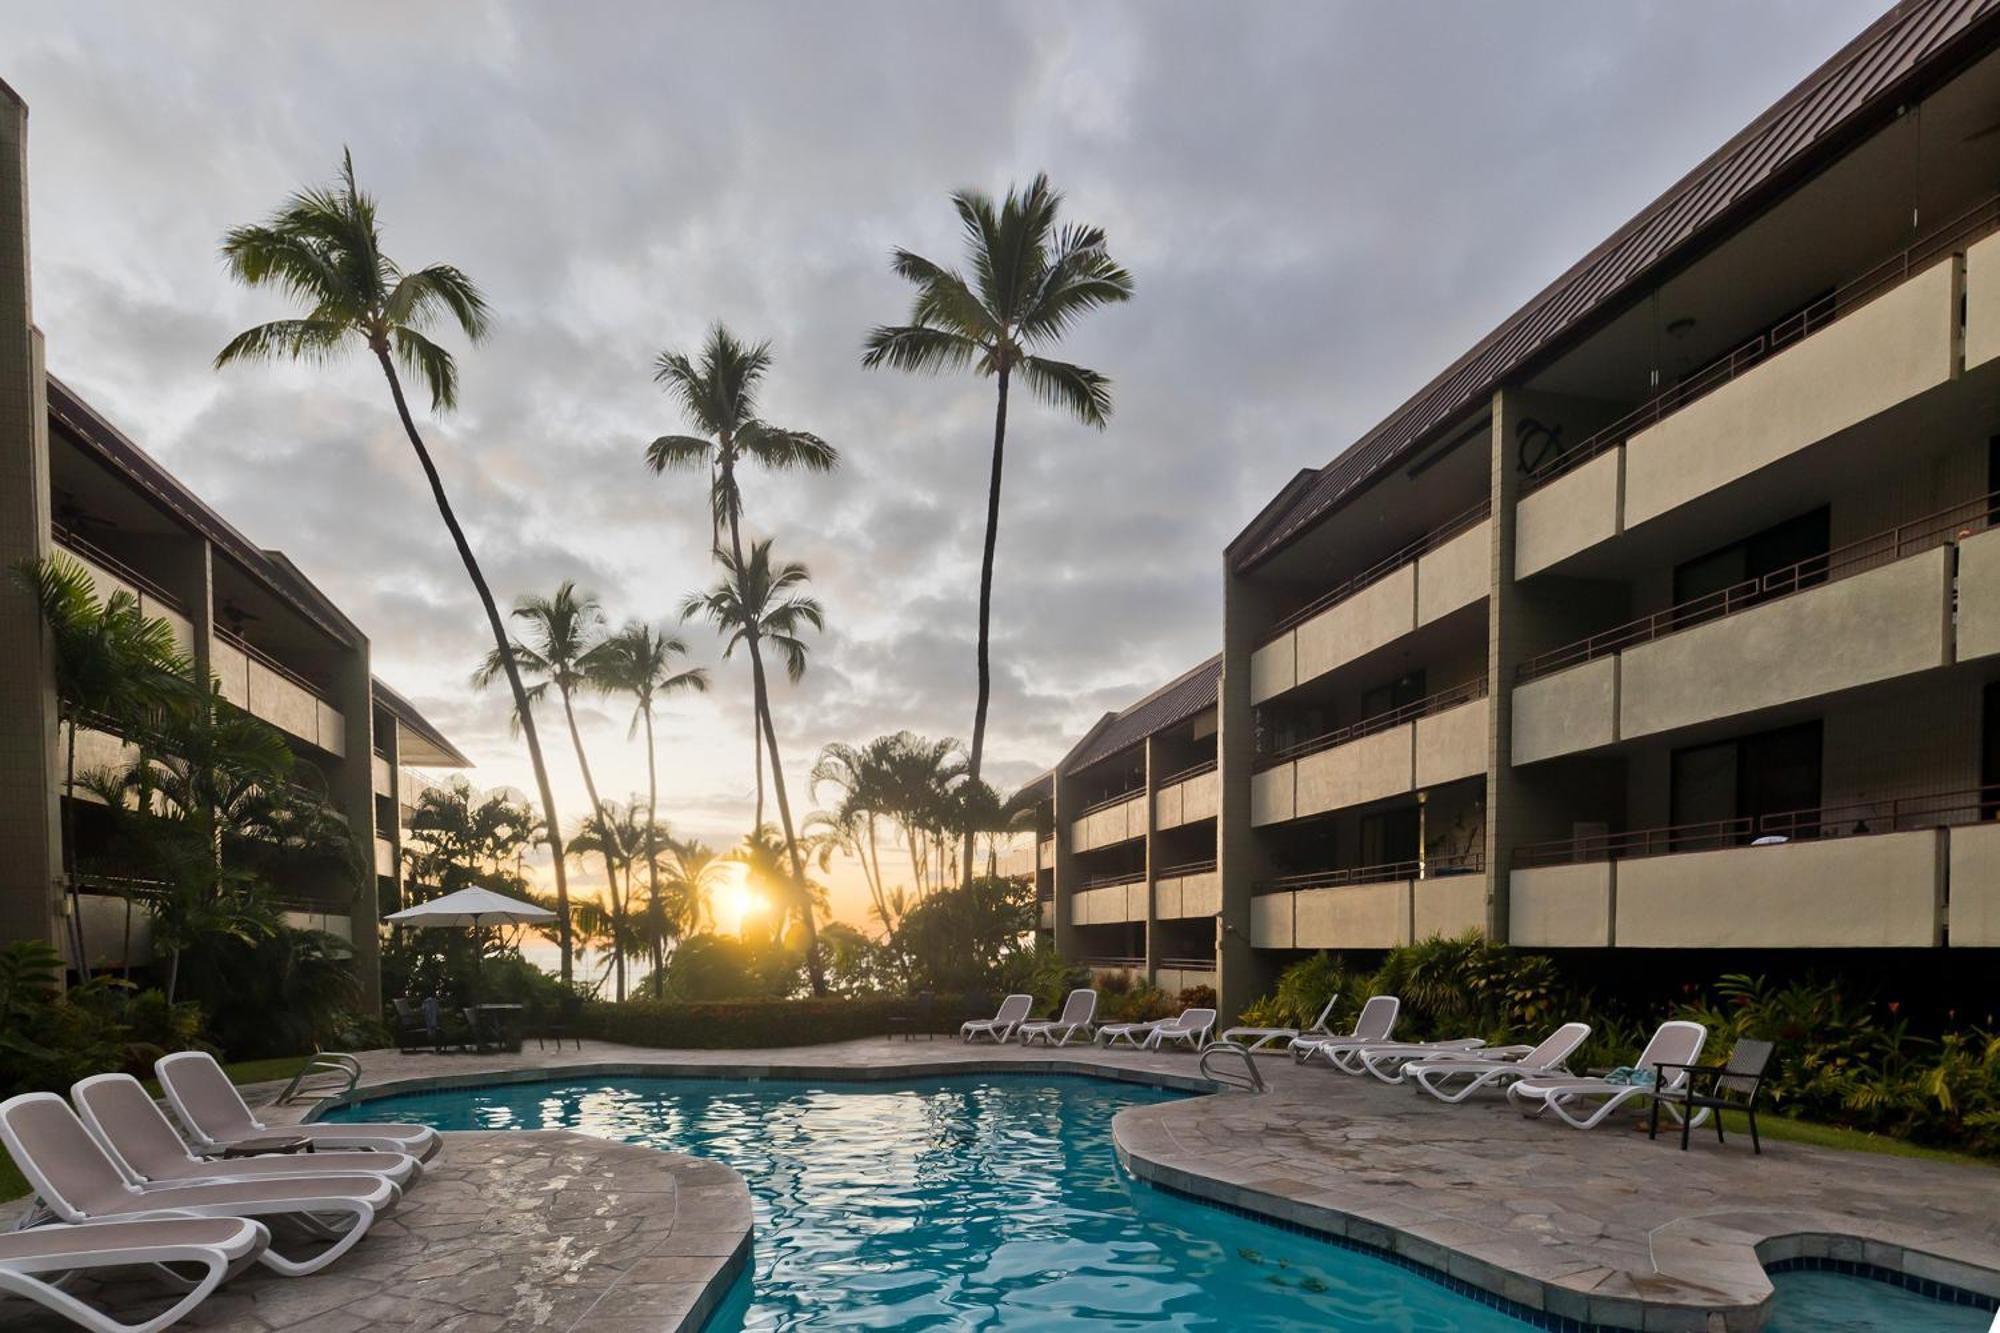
(1250, 853, 1485, 950)
(1073, 871, 1146, 925)
(1252, 680, 1487, 826)
(374, 837, 397, 878)
(1515, 199, 1993, 576)
(212, 629, 347, 757)
(54, 530, 196, 658)
(1251, 500, 1490, 704)
(1154, 859, 1220, 920)
(1071, 789, 1145, 853)
(1512, 500, 1971, 764)
(1155, 959, 1218, 995)
(1038, 836, 1055, 870)
(1154, 760, 1218, 830)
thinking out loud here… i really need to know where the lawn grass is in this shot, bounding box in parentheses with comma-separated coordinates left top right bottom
(1711, 1108, 1996, 1168)
(1, 1055, 312, 1203)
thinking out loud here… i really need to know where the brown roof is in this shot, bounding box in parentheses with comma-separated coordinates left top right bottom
(372, 678, 473, 768)
(1068, 654, 1221, 773)
(1233, 0, 2000, 570)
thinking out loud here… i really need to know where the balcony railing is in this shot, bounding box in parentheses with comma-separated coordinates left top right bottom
(1079, 870, 1146, 889)
(1259, 676, 1489, 768)
(1255, 848, 1485, 894)
(1156, 757, 1218, 786)
(1155, 858, 1218, 879)
(1076, 786, 1145, 818)
(53, 526, 187, 613)
(1079, 956, 1146, 970)
(1261, 497, 1492, 644)
(216, 626, 334, 702)
(1521, 191, 2000, 494)
(1512, 786, 1996, 868)
(1157, 956, 1217, 972)
(1516, 488, 1996, 683)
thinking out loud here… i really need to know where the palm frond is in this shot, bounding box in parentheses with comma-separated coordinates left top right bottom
(644, 434, 713, 474)
(213, 319, 353, 370)
(737, 422, 839, 473)
(860, 324, 982, 375)
(1019, 354, 1113, 428)
(389, 326, 461, 412)
(385, 264, 490, 342)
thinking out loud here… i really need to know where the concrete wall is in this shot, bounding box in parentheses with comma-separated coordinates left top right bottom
(1249, 891, 1292, 949)
(1294, 879, 1412, 950)
(1947, 822, 2000, 947)
(1515, 447, 1622, 578)
(1071, 794, 1144, 853)
(1623, 258, 1960, 531)
(1957, 525, 2000, 663)
(1617, 546, 1952, 741)
(1413, 695, 1487, 788)
(1295, 563, 1417, 688)
(1508, 863, 1615, 947)
(1155, 966, 1217, 995)
(1615, 831, 1943, 948)
(1250, 633, 1295, 704)
(1074, 882, 1145, 926)
(1155, 871, 1221, 920)
(1155, 769, 1219, 831)
(1512, 656, 1619, 765)
(1250, 764, 1294, 827)
(1295, 726, 1412, 819)
(1966, 229, 2000, 372)
(1413, 873, 1487, 939)
(1416, 518, 1490, 626)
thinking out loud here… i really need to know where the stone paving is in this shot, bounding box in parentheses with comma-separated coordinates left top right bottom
(5, 1035, 1997, 1331)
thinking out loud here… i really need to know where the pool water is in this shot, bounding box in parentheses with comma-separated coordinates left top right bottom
(330, 1076, 1992, 1332)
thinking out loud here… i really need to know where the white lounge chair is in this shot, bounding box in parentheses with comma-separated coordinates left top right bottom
(961, 993, 1034, 1044)
(0, 1217, 267, 1333)
(1018, 989, 1098, 1046)
(1403, 1022, 1593, 1100)
(1093, 1017, 1164, 1048)
(1507, 1020, 1709, 1130)
(73, 1075, 423, 1192)
(154, 1052, 440, 1162)
(1321, 1034, 1489, 1075)
(1142, 1007, 1216, 1051)
(1218, 995, 1338, 1053)
(0, 1093, 394, 1277)
(1290, 994, 1400, 1064)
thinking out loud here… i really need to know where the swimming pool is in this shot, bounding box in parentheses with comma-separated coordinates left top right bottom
(329, 1075, 1992, 1331)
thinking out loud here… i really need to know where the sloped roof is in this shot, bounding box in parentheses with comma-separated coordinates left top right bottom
(1068, 654, 1222, 773)
(372, 678, 473, 768)
(1233, 0, 2000, 570)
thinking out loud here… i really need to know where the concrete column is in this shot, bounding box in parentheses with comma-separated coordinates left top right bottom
(1051, 762, 1079, 960)
(1141, 736, 1159, 980)
(1218, 562, 1281, 1022)
(1484, 389, 1525, 942)
(329, 642, 381, 1016)
(0, 84, 62, 961)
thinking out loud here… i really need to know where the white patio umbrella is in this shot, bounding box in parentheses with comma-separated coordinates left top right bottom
(384, 886, 555, 999)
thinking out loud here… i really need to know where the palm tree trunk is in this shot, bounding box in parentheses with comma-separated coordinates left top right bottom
(558, 685, 624, 1001)
(753, 726, 765, 832)
(373, 349, 575, 986)
(962, 365, 1010, 889)
(62, 717, 87, 976)
(642, 704, 665, 999)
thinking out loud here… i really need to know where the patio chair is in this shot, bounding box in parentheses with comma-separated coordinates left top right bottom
(1507, 1020, 1708, 1130)
(72, 1075, 423, 1192)
(1018, 989, 1099, 1046)
(1404, 1022, 1593, 1102)
(391, 997, 442, 1054)
(531, 994, 583, 1052)
(1141, 1007, 1216, 1052)
(961, 993, 1034, 1044)
(1218, 995, 1338, 1054)
(1290, 995, 1400, 1064)
(0, 1093, 393, 1277)
(1648, 1038, 1776, 1153)
(155, 1052, 442, 1163)
(0, 1217, 268, 1333)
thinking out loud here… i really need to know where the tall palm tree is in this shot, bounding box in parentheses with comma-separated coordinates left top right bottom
(19, 555, 194, 971)
(568, 799, 655, 1001)
(644, 326, 835, 834)
(863, 175, 1132, 885)
(214, 150, 577, 983)
(682, 540, 826, 993)
(585, 620, 708, 991)
(472, 582, 621, 982)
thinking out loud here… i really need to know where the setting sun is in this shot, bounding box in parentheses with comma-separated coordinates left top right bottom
(709, 862, 764, 938)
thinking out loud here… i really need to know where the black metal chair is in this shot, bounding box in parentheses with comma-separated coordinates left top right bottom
(1649, 1038, 1776, 1153)
(533, 994, 583, 1052)
(886, 991, 936, 1042)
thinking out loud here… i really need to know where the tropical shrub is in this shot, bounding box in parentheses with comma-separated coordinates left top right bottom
(588, 994, 975, 1048)
(0, 940, 207, 1097)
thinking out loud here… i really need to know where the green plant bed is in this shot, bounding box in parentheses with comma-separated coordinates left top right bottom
(588, 995, 981, 1049)
(1715, 1110, 1998, 1167)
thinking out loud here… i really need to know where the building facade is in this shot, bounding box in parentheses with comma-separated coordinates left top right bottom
(1018, 0, 2000, 1018)
(0, 80, 468, 1010)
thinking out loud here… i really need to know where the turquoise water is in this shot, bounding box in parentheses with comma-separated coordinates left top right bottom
(331, 1076, 1990, 1331)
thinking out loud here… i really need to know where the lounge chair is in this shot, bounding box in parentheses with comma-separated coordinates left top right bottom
(1320, 1033, 1488, 1075)
(72, 1075, 422, 1192)
(1142, 1007, 1216, 1052)
(1404, 1022, 1593, 1101)
(1094, 1017, 1164, 1048)
(1290, 995, 1400, 1064)
(1218, 996, 1338, 1054)
(0, 1093, 394, 1277)
(1508, 1020, 1708, 1130)
(1018, 989, 1098, 1046)
(155, 1052, 441, 1163)
(0, 1217, 268, 1333)
(961, 993, 1034, 1044)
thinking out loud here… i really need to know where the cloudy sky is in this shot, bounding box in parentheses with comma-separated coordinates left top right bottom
(8, 0, 1883, 929)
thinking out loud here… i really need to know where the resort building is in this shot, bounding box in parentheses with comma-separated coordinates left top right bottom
(1020, 0, 2000, 1018)
(0, 80, 469, 1007)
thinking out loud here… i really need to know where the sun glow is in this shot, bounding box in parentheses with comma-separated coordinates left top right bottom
(710, 862, 765, 937)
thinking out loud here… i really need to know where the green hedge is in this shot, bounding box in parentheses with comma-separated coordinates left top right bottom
(585, 994, 986, 1049)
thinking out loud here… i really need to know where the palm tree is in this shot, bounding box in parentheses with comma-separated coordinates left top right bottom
(214, 150, 577, 983)
(644, 325, 835, 832)
(682, 540, 826, 993)
(568, 800, 654, 1001)
(585, 621, 708, 992)
(863, 175, 1132, 885)
(18, 555, 194, 971)
(472, 581, 619, 986)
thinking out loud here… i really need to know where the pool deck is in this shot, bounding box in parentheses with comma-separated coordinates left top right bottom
(7, 1036, 1996, 1331)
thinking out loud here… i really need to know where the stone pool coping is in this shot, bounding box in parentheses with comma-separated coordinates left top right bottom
(290, 1039, 2000, 1333)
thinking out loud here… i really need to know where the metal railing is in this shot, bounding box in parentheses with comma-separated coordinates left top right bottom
(1156, 757, 1218, 786)
(215, 626, 336, 703)
(1200, 1043, 1269, 1093)
(1079, 956, 1145, 970)
(1155, 858, 1218, 879)
(1516, 489, 1999, 683)
(1512, 786, 1999, 868)
(1157, 956, 1218, 972)
(1521, 191, 2000, 494)
(1255, 848, 1485, 894)
(1258, 677, 1489, 768)
(1076, 786, 1146, 818)
(1079, 869, 1146, 889)
(52, 526, 188, 614)
(1260, 497, 1492, 644)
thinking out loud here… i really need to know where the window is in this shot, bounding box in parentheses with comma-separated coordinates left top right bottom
(1669, 721, 1822, 848)
(1672, 506, 1829, 625)
(1358, 806, 1420, 868)
(1360, 669, 1426, 720)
